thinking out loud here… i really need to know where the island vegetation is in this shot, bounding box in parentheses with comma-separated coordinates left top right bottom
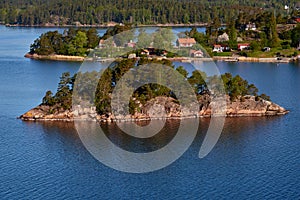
(29, 28, 99, 56)
(21, 59, 287, 121)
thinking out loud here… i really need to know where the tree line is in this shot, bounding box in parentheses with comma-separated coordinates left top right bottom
(0, 0, 299, 25)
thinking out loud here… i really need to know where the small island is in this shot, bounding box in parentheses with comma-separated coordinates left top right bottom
(19, 58, 288, 122)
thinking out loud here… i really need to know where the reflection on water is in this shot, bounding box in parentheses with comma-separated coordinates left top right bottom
(101, 120, 180, 153)
(3, 113, 298, 198)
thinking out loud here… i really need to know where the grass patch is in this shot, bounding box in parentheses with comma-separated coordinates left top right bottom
(213, 52, 233, 56)
(247, 47, 299, 58)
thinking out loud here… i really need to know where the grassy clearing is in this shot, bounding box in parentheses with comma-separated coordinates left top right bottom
(246, 48, 299, 58)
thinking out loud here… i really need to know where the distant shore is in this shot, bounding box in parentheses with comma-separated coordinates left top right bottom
(213, 56, 298, 63)
(6, 23, 209, 28)
(25, 53, 299, 63)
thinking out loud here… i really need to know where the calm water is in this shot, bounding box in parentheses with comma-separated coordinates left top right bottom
(0, 25, 299, 199)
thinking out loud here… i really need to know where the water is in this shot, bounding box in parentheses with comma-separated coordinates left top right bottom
(0, 25, 299, 199)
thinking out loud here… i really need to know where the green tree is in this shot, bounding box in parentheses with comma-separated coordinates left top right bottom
(152, 28, 175, 50)
(86, 28, 100, 48)
(42, 90, 56, 106)
(136, 28, 152, 49)
(250, 41, 260, 51)
(188, 70, 207, 94)
(291, 24, 300, 48)
(259, 32, 268, 48)
(72, 31, 88, 56)
(228, 21, 237, 49)
(95, 68, 113, 114)
(55, 72, 72, 109)
(30, 33, 55, 55)
(176, 66, 188, 78)
(265, 12, 279, 47)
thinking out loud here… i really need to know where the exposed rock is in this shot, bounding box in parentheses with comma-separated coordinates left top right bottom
(19, 95, 289, 122)
(24, 53, 85, 62)
(19, 105, 73, 121)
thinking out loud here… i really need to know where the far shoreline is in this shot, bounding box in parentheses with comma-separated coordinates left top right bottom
(5, 23, 210, 28)
(24, 53, 299, 63)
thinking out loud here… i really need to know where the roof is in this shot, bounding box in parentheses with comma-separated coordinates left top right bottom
(99, 39, 105, 44)
(238, 43, 250, 46)
(177, 38, 196, 44)
(213, 44, 222, 48)
(193, 50, 203, 54)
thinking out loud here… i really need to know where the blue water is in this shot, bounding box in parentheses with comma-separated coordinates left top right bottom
(0, 25, 299, 199)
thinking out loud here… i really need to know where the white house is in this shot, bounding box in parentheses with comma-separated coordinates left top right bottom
(245, 23, 257, 31)
(213, 44, 222, 52)
(213, 44, 230, 52)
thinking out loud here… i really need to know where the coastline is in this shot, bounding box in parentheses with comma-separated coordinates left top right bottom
(19, 95, 289, 123)
(6, 23, 209, 28)
(213, 56, 298, 63)
(24, 53, 86, 62)
(24, 53, 299, 63)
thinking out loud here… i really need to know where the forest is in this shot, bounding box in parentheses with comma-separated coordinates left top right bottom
(0, 0, 299, 26)
(29, 28, 99, 56)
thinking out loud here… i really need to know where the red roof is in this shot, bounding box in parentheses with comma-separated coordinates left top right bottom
(238, 43, 250, 47)
(177, 38, 196, 45)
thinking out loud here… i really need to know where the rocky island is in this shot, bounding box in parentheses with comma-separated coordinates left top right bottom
(19, 95, 288, 122)
(19, 58, 288, 122)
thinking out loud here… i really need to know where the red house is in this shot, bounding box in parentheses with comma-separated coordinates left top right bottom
(190, 50, 204, 58)
(176, 38, 196, 47)
(238, 43, 250, 51)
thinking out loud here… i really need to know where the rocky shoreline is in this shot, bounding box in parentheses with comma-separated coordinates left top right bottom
(6, 23, 209, 28)
(213, 56, 298, 63)
(25, 53, 299, 63)
(19, 95, 289, 123)
(24, 53, 85, 62)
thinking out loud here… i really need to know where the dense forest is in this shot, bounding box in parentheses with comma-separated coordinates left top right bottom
(0, 0, 299, 25)
(42, 58, 270, 115)
(29, 28, 99, 56)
